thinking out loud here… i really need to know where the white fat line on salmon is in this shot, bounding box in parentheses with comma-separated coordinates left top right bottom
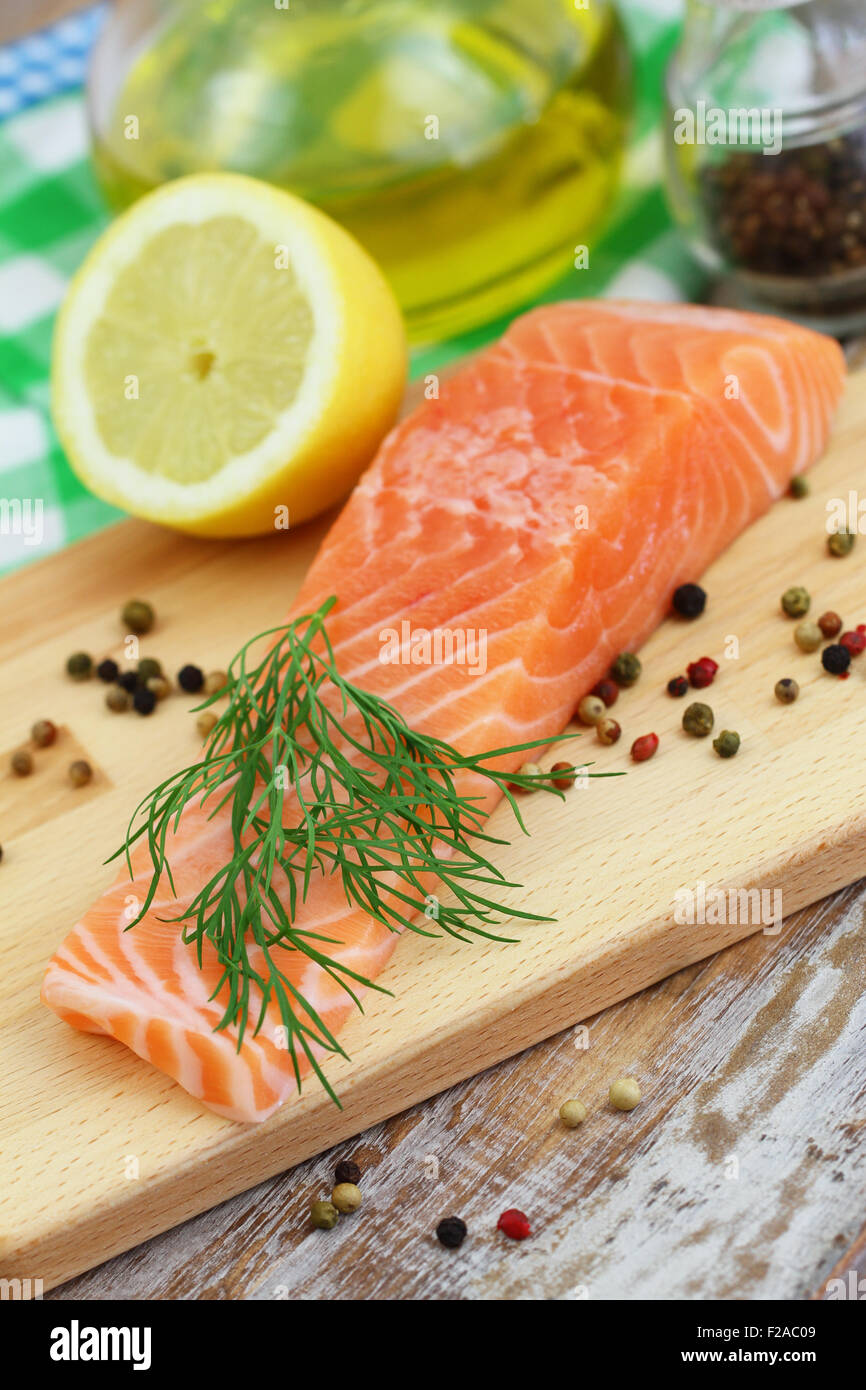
(672, 881, 783, 935)
(378, 620, 488, 675)
(50, 1320, 152, 1371)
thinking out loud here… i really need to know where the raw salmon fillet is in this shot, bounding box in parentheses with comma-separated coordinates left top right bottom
(42, 301, 846, 1122)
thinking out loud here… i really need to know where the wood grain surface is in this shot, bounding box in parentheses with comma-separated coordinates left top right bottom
(4, 371, 866, 1294)
(51, 882, 866, 1301)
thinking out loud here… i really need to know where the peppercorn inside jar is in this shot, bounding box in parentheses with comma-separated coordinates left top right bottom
(665, 0, 866, 332)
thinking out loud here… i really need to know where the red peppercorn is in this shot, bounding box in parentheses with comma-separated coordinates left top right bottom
(687, 657, 718, 690)
(550, 761, 575, 790)
(817, 611, 843, 639)
(497, 1208, 531, 1241)
(858, 624, 866, 635)
(591, 678, 619, 708)
(667, 675, 689, 698)
(631, 732, 659, 763)
(841, 630, 866, 656)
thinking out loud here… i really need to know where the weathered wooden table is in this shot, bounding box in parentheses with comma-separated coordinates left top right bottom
(48, 884, 866, 1300)
(8, 0, 866, 1304)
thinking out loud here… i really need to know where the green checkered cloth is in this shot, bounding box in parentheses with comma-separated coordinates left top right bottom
(0, 1, 699, 576)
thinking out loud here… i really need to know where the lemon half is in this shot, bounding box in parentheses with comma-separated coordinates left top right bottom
(53, 173, 407, 536)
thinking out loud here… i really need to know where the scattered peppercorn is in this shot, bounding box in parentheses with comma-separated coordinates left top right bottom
(577, 694, 605, 726)
(310, 1199, 339, 1231)
(69, 759, 92, 788)
(591, 678, 619, 708)
(136, 657, 162, 685)
(788, 476, 809, 499)
(559, 1099, 587, 1128)
(146, 675, 172, 701)
(331, 1182, 362, 1214)
(197, 712, 218, 739)
(818, 611, 843, 639)
(497, 1208, 531, 1241)
(672, 582, 706, 619)
(106, 687, 130, 713)
(609, 1077, 641, 1111)
(550, 761, 575, 789)
(775, 678, 799, 704)
(132, 687, 157, 716)
(610, 652, 641, 687)
(117, 670, 138, 693)
(794, 620, 822, 653)
(596, 717, 621, 746)
(687, 656, 718, 689)
(828, 530, 856, 558)
(683, 702, 714, 737)
(631, 732, 659, 763)
(436, 1216, 468, 1250)
(0, 844, 3, 864)
(121, 599, 154, 635)
(781, 586, 810, 618)
(96, 658, 119, 683)
(840, 630, 866, 657)
(11, 748, 33, 777)
(667, 675, 689, 698)
(204, 670, 228, 696)
(31, 719, 57, 748)
(822, 643, 851, 675)
(506, 761, 543, 794)
(334, 1159, 361, 1186)
(713, 730, 741, 758)
(178, 663, 205, 693)
(66, 651, 92, 681)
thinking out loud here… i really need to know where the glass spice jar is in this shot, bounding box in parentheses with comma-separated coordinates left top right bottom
(665, 0, 866, 332)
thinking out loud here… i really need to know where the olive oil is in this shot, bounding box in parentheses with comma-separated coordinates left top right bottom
(90, 0, 630, 341)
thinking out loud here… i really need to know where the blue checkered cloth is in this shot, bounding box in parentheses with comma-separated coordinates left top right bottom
(0, 6, 107, 121)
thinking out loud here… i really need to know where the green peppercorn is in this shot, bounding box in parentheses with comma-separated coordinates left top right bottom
(576, 694, 605, 726)
(106, 686, 131, 713)
(610, 652, 641, 687)
(11, 747, 33, 777)
(781, 586, 810, 618)
(122, 599, 154, 634)
(788, 476, 809, 499)
(682, 702, 714, 737)
(713, 730, 741, 758)
(828, 530, 856, 558)
(794, 620, 822, 653)
(310, 1199, 339, 1230)
(775, 677, 799, 704)
(147, 675, 172, 701)
(204, 670, 228, 696)
(559, 1099, 587, 1128)
(69, 759, 92, 788)
(31, 719, 57, 748)
(197, 712, 218, 739)
(66, 651, 92, 681)
(136, 657, 162, 685)
(332, 1182, 362, 1214)
(609, 1077, 641, 1111)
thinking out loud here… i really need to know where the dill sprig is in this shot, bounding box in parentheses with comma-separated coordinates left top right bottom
(110, 595, 616, 1104)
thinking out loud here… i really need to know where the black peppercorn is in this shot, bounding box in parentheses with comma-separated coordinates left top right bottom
(672, 583, 706, 619)
(133, 686, 157, 715)
(334, 1159, 361, 1186)
(178, 664, 205, 693)
(96, 658, 119, 683)
(117, 670, 138, 693)
(667, 675, 689, 698)
(435, 1216, 467, 1250)
(822, 643, 851, 675)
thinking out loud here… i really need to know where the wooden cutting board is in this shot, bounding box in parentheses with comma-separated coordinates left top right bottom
(3, 370, 866, 1292)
